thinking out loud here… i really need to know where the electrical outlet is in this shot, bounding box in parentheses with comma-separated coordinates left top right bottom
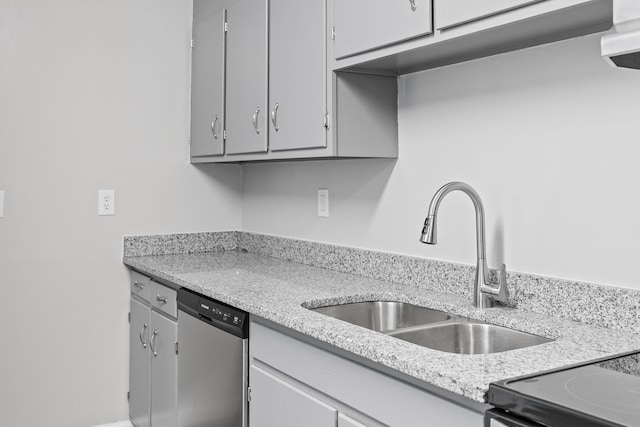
(98, 189, 115, 216)
(318, 189, 329, 218)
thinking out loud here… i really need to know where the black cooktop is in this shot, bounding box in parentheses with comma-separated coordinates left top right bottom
(488, 351, 640, 427)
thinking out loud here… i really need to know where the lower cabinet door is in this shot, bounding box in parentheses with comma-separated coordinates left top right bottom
(150, 311, 178, 427)
(338, 413, 368, 427)
(129, 298, 150, 427)
(250, 365, 337, 427)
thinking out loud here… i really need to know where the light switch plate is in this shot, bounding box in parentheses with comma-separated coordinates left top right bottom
(0, 190, 4, 218)
(318, 189, 329, 218)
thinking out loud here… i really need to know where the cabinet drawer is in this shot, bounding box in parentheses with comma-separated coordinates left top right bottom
(332, 0, 432, 59)
(150, 281, 177, 319)
(435, 0, 545, 30)
(130, 270, 151, 303)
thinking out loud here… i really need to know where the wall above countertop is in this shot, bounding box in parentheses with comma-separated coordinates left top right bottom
(241, 32, 640, 296)
(124, 231, 640, 334)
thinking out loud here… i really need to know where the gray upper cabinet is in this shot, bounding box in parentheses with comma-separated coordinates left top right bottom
(268, 0, 327, 152)
(225, 0, 269, 155)
(435, 0, 545, 30)
(332, 0, 612, 75)
(332, 0, 433, 59)
(190, 0, 399, 163)
(190, 3, 226, 157)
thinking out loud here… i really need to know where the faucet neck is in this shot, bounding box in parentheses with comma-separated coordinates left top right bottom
(425, 182, 487, 263)
(423, 182, 492, 307)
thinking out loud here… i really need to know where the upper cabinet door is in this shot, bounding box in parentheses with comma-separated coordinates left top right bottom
(332, 0, 432, 59)
(435, 0, 545, 30)
(269, 0, 327, 151)
(190, 3, 226, 157)
(225, 0, 268, 155)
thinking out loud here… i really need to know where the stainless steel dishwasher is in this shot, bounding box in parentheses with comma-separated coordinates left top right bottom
(177, 287, 249, 427)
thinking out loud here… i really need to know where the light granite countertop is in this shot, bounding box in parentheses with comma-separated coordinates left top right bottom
(124, 249, 640, 403)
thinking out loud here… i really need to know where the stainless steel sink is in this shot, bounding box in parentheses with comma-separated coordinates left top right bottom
(387, 322, 552, 354)
(310, 301, 451, 332)
(308, 301, 553, 354)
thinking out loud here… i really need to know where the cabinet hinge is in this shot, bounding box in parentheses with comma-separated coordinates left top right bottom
(247, 386, 252, 402)
(127, 391, 130, 402)
(224, 22, 228, 32)
(331, 26, 335, 41)
(175, 342, 179, 355)
(128, 312, 131, 323)
(223, 129, 227, 141)
(324, 113, 330, 129)
(190, 39, 194, 48)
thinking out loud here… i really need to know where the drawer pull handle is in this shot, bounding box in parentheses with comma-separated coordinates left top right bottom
(409, 0, 417, 11)
(133, 282, 144, 290)
(156, 295, 168, 304)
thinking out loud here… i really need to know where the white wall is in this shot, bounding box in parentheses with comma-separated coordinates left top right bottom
(243, 33, 640, 291)
(0, 1, 241, 426)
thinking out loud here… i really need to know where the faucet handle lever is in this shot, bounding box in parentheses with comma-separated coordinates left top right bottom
(481, 263, 510, 304)
(496, 263, 509, 303)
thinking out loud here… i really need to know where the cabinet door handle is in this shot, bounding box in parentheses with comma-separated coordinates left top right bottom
(150, 330, 158, 357)
(270, 103, 280, 132)
(133, 281, 144, 290)
(252, 106, 261, 134)
(409, 0, 417, 11)
(210, 115, 219, 140)
(156, 295, 168, 304)
(139, 323, 148, 349)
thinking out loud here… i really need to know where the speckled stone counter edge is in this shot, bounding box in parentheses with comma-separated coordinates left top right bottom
(123, 231, 640, 333)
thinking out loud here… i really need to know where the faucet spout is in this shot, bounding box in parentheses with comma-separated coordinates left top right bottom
(419, 182, 508, 308)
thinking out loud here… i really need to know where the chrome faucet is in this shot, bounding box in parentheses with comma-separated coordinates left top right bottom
(420, 182, 509, 308)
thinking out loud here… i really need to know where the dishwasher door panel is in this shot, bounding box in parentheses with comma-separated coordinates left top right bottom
(178, 309, 248, 427)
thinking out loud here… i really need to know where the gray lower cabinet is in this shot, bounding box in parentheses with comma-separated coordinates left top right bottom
(338, 414, 367, 427)
(250, 365, 338, 427)
(148, 311, 178, 427)
(129, 275, 178, 427)
(250, 319, 484, 427)
(130, 298, 151, 427)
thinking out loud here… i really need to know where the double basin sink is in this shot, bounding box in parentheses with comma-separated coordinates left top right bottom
(309, 301, 552, 355)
